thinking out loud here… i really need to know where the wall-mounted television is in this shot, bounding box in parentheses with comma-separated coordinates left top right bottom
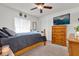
(53, 13, 70, 25)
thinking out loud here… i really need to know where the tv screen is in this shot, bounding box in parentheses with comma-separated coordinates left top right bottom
(53, 13, 70, 25)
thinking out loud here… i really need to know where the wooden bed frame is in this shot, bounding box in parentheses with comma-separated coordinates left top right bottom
(15, 29, 46, 56)
(14, 42, 46, 56)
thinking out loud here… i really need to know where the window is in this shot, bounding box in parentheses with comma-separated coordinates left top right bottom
(14, 17, 30, 33)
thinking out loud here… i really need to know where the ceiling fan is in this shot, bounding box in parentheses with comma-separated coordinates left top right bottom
(30, 3, 52, 13)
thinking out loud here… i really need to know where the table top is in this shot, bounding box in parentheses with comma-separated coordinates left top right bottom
(68, 39, 79, 43)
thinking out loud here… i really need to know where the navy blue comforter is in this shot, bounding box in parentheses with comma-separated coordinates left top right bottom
(1, 32, 46, 53)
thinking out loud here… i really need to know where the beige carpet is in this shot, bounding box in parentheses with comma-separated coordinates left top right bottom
(21, 42, 68, 56)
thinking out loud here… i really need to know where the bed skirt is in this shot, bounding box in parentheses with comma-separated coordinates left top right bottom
(14, 42, 45, 56)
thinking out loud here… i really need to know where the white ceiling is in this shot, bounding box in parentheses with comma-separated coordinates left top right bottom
(2, 3, 79, 17)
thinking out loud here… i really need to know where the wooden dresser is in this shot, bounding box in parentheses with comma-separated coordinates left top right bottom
(52, 25, 66, 46)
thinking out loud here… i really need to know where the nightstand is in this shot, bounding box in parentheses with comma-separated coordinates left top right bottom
(1, 45, 14, 56)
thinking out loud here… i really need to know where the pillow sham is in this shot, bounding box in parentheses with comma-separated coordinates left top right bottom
(2, 27, 16, 36)
(0, 30, 8, 38)
(0, 28, 11, 36)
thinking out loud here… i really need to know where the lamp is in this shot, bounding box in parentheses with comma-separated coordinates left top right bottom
(24, 14, 27, 18)
(19, 12, 22, 16)
(2, 45, 9, 56)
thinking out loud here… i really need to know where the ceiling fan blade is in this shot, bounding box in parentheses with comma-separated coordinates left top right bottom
(30, 7, 37, 10)
(40, 9, 43, 13)
(44, 6, 52, 9)
(35, 3, 44, 5)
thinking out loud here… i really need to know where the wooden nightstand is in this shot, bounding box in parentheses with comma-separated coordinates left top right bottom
(1, 45, 14, 56)
(68, 39, 79, 56)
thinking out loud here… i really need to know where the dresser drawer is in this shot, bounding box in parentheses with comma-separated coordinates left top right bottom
(53, 30, 66, 33)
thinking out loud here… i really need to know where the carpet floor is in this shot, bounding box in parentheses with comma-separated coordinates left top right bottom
(21, 41, 68, 56)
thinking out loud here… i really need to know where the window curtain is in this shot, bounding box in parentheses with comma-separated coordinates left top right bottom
(14, 17, 30, 33)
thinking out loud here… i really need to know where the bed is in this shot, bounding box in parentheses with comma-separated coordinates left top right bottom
(1, 32, 46, 56)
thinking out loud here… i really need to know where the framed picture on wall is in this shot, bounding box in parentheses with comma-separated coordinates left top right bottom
(53, 13, 70, 25)
(32, 21, 37, 31)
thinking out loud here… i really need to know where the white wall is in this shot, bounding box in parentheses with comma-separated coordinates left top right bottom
(1, 4, 79, 41)
(0, 4, 38, 31)
(38, 7, 79, 41)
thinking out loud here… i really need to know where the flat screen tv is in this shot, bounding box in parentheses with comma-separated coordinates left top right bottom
(53, 13, 70, 25)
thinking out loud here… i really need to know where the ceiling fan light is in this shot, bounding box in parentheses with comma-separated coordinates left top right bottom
(35, 4, 43, 9)
(38, 5, 43, 9)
